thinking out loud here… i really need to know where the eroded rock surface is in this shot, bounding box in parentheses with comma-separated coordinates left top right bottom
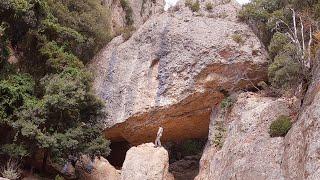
(282, 58, 320, 180)
(104, 0, 165, 33)
(196, 93, 293, 180)
(121, 143, 173, 180)
(78, 157, 120, 180)
(91, 0, 268, 145)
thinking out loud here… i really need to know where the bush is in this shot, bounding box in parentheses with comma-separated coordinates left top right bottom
(269, 115, 292, 137)
(205, 2, 213, 11)
(122, 26, 136, 41)
(231, 34, 245, 45)
(45, 0, 112, 61)
(1, 159, 21, 180)
(220, 97, 234, 110)
(120, 0, 134, 26)
(185, 0, 200, 12)
(268, 53, 303, 88)
(268, 32, 291, 59)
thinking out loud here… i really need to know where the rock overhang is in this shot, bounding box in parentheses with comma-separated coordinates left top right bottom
(91, 0, 268, 145)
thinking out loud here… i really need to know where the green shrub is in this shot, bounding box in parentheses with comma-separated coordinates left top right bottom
(231, 34, 245, 45)
(191, 0, 200, 12)
(185, 0, 200, 12)
(185, 0, 193, 7)
(220, 97, 234, 110)
(0, 0, 111, 170)
(55, 175, 65, 180)
(122, 26, 136, 41)
(45, 0, 112, 61)
(268, 32, 291, 59)
(205, 2, 213, 11)
(268, 53, 303, 88)
(269, 115, 292, 137)
(120, 0, 134, 26)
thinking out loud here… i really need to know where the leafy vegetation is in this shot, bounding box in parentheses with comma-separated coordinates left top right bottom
(239, 0, 319, 91)
(220, 97, 234, 110)
(269, 115, 292, 137)
(185, 0, 200, 12)
(205, 2, 213, 11)
(231, 34, 245, 45)
(0, 0, 111, 174)
(120, 0, 134, 26)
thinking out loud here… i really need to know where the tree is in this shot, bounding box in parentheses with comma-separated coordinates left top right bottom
(0, 0, 111, 174)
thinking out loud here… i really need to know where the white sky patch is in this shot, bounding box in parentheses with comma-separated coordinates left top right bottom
(164, 0, 251, 10)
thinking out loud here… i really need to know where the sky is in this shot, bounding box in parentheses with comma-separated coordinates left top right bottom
(165, 0, 251, 10)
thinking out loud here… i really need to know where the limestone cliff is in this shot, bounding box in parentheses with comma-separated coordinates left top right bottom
(195, 93, 295, 180)
(104, 0, 165, 34)
(91, 0, 267, 145)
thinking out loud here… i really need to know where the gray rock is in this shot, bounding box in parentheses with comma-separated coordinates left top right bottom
(282, 56, 320, 180)
(121, 143, 173, 180)
(91, 0, 267, 145)
(196, 92, 293, 180)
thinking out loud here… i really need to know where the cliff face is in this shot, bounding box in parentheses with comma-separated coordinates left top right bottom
(104, 0, 165, 34)
(196, 93, 295, 180)
(91, 0, 267, 145)
(196, 56, 320, 180)
(88, 1, 320, 180)
(282, 57, 320, 179)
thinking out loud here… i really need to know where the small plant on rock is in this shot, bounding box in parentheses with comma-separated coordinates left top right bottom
(213, 124, 226, 148)
(231, 34, 245, 45)
(220, 97, 234, 110)
(205, 2, 213, 11)
(269, 115, 292, 137)
(185, 0, 200, 12)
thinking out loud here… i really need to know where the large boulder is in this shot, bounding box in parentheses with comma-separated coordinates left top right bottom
(121, 143, 173, 180)
(91, 0, 268, 145)
(196, 93, 294, 180)
(77, 157, 120, 180)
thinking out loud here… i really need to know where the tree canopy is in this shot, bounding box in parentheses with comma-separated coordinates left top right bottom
(0, 0, 111, 171)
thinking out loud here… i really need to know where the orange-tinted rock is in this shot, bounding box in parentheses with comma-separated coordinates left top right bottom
(91, 0, 267, 145)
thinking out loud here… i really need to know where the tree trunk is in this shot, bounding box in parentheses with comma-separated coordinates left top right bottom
(42, 150, 48, 172)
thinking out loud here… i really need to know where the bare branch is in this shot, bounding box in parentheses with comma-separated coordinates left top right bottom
(300, 17, 305, 59)
(307, 26, 312, 69)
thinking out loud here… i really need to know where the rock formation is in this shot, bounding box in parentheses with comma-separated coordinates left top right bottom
(121, 143, 173, 180)
(91, 0, 268, 145)
(104, 0, 165, 34)
(77, 157, 120, 180)
(195, 93, 295, 180)
(281, 57, 320, 179)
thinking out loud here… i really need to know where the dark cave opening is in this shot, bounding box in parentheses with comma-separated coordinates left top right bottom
(164, 138, 207, 180)
(107, 141, 131, 169)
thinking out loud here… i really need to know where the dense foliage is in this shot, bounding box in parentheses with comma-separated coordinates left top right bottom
(0, 0, 111, 172)
(239, 0, 320, 90)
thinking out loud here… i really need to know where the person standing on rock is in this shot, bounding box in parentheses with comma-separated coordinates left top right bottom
(155, 126, 164, 147)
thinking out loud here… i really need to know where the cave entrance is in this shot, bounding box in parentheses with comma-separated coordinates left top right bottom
(107, 141, 131, 169)
(164, 138, 207, 180)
